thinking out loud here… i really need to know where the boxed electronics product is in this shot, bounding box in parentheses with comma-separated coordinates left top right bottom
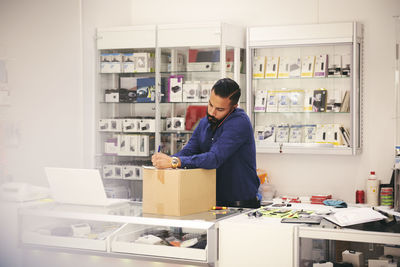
(301, 55, 315, 78)
(315, 124, 328, 143)
(266, 90, 278, 112)
(136, 78, 155, 103)
(289, 90, 305, 112)
(105, 89, 119, 103)
(303, 124, 317, 143)
(104, 138, 118, 155)
(314, 54, 328, 77)
(103, 165, 123, 179)
(328, 55, 342, 77)
(142, 168, 216, 216)
(137, 135, 153, 156)
(265, 56, 280, 78)
(211, 61, 234, 72)
(122, 165, 142, 180)
(303, 89, 314, 112)
(200, 82, 213, 102)
(117, 134, 135, 156)
(98, 119, 122, 132)
(167, 53, 186, 72)
(342, 250, 364, 267)
(289, 57, 301, 78)
(254, 90, 268, 112)
(313, 89, 327, 112)
(277, 90, 290, 112)
(133, 52, 155, 72)
(167, 117, 185, 131)
(182, 81, 200, 102)
(168, 75, 184, 102)
(138, 118, 155, 132)
(326, 89, 343, 112)
(278, 56, 290, 78)
(122, 53, 135, 73)
(289, 125, 303, 143)
(100, 53, 122, 73)
(186, 62, 212, 71)
(119, 88, 137, 103)
(342, 54, 351, 77)
(275, 125, 290, 143)
(122, 118, 140, 133)
(326, 124, 343, 146)
(253, 56, 266, 79)
(255, 125, 275, 144)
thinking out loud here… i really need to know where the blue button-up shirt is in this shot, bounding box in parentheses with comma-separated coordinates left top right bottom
(174, 108, 260, 202)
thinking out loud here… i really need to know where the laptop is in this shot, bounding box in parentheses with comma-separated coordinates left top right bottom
(45, 167, 129, 206)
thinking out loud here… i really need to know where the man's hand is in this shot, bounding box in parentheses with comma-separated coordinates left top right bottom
(151, 152, 172, 169)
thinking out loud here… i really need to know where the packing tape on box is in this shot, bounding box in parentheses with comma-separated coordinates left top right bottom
(157, 170, 165, 184)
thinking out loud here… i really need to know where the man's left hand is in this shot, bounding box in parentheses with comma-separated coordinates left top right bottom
(151, 152, 172, 169)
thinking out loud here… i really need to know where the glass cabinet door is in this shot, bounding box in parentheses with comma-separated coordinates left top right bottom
(247, 22, 362, 155)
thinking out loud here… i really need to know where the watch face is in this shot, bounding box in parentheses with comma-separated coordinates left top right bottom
(172, 157, 179, 168)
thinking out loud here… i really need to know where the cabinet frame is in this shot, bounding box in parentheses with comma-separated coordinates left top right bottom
(246, 22, 363, 155)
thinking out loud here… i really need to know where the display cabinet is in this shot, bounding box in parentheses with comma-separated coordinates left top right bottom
(96, 25, 158, 202)
(95, 23, 246, 202)
(246, 22, 363, 155)
(296, 221, 400, 267)
(18, 202, 244, 266)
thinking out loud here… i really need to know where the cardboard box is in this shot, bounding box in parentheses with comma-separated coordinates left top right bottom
(142, 168, 216, 216)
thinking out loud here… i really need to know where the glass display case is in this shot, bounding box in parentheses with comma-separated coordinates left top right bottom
(297, 220, 400, 267)
(95, 23, 246, 202)
(18, 202, 245, 265)
(246, 22, 363, 155)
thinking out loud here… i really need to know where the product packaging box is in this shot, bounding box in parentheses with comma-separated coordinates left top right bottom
(265, 56, 279, 78)
(312, 89, 327, 112)
(142, 168, 216, 216)
(254, 90, 268, 112)
(289, 125, 303, 143)
(122, 53, 136, 73)
(136, 78, 155, 103)
(289, 57, 301, 78)
(275, 125, 290, 143)
(277, 90, 290, 112)
(255, 125, 275, 144)
(200, 82, 213, 102)
(253, 56, 266, 79)
(301, 55, 315, 78)
(278, 56, 290, 78)
(122, 118, 140, 133)
(168, 75, 184, 102)
(314, 54, 328, 77)
(266, 90, 278, 112)
(182, 81, 200, 102)
(289, 90, 305, 112)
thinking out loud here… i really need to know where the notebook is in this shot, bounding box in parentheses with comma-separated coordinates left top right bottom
(45, 167, 129, 206)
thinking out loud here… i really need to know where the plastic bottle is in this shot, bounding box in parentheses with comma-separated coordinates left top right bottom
(366, 171, 380, 206)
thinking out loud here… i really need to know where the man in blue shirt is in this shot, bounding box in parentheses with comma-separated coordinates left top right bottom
(152, 78, 260, 208)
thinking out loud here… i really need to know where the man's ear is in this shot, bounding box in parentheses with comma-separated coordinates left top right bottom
(233, 104, 238, 109)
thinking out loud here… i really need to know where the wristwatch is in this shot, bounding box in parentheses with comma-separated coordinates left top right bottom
(171, 157, 179, 169)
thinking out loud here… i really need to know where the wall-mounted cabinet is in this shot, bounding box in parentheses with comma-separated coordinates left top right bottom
(246, 22, 363, 155)
(95, 23, 246, 201)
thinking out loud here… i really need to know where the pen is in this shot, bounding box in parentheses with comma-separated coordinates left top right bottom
(157, 145, 161, 153)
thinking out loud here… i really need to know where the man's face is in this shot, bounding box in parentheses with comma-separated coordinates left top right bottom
(207, 90, 237, 122)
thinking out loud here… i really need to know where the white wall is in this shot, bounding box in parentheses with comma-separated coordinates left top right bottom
(130, 0, 400, 202)
(0, 0, 83, 185)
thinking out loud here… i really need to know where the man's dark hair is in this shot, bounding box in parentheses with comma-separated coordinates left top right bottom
(212, 78, 241, 106)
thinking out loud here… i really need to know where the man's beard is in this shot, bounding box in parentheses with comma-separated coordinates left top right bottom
(207, 110, 232, 131)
